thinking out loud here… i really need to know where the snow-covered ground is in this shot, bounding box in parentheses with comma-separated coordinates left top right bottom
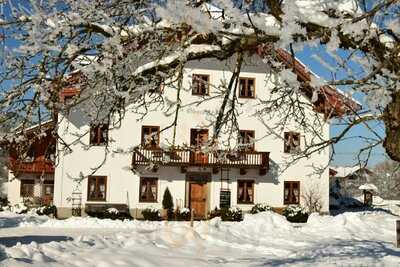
(1, 210, 400, 266)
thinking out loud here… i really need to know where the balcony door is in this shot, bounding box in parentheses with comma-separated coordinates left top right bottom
(190, 129, 209, 164)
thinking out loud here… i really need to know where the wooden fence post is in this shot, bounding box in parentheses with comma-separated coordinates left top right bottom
(396, 220, 400, 248)
(190, 209, 195, 228)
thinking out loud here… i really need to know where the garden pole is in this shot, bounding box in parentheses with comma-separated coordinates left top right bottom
(190, 209, 195, 228)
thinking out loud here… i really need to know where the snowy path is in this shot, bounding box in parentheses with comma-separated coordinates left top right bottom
(1, 211, 400, 266)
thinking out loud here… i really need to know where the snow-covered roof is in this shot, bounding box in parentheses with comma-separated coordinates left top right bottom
(331, 166, 359, 177)
(12, 119, 54, 137)
(359, 183, 378, 192)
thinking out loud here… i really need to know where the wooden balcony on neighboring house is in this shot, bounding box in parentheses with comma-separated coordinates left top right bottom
(8, 158, 55, 174)
(132, 147, 269, 175)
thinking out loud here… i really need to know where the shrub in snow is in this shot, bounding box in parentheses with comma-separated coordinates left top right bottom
(107, 207, 119, 214)
(162, 187, 174, 220)
(36, 205, 57, 217)
(86, 207, 131, 220)
(250, 203, 272, 214)
(209, 207, 243, 221)
(11, 203, 28, 214)
(175, 207, 191, 221)
(283, 205, 308, 223)
(103, 207, 131, 220)
(141, 207, 161, 221)
(208, 207, 221, 219)
(0, 197, 8, 207)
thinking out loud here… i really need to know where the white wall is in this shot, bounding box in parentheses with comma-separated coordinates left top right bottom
(54, 56, 330, 215)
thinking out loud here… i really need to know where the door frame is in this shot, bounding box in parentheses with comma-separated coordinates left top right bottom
(186, 172, 211, 219)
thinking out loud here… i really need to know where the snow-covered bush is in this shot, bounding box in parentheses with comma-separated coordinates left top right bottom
(222, 207, 243, 221)
(209, 207, 242, 221)
(208, 207, 221, 219)
(36, 205, 57, 217)
(250, 203, 272, 214)
(175, 207, 191, 221)
(86, 207, 131, 220)
(103, 207, 130, 220)
(107, 207, 119, 215)
(11, 203, 29, 214)
(141, 207, 161, 221)
(283, 205, 309, 223)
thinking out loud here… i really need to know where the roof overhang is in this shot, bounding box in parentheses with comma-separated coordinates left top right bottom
(275, 48, 362, 118)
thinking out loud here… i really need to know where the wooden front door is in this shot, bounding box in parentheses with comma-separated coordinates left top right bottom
(189, 183, 207, 218)
(190, 129, 209, 164)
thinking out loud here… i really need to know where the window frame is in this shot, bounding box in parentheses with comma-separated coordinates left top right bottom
(20, 179, 35, 198)
(139, 177, 158, 203)
(238, 77, 256, 98)
(237, 180, 255, 204)
(141, 125, 160, 148)
(87, 176, 107, 202)
(238, 130, 255, 151)
(192, 74, 210, 96)
(284, 181, 300, 205)
(42, 180, 54, 196)
(284, 131, 301, 154)
(89, 123, 109, 146)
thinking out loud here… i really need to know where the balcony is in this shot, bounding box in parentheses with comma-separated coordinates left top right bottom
(132, 147, 269, 173)
(8, 158, 55, 174)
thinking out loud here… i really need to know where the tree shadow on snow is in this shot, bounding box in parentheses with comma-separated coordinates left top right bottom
(0, 215, 47, 228)
(256, 239, 400, 266)
(0, 235, 73, 247)
(330, 206, 399, 216)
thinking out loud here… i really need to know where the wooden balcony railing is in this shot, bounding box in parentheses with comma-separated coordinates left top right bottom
(132, 147, 269, 170)
(8, 158, 55, 174)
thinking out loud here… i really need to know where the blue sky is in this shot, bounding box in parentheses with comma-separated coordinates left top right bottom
(296, 47, 387, 167)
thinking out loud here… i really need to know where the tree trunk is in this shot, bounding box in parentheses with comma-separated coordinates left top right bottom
(383, 90, 400, 162)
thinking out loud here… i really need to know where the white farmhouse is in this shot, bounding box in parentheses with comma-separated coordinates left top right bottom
(6, 49, 359, 219)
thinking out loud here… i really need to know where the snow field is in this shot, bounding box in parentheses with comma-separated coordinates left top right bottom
(1, 210, 400, 266)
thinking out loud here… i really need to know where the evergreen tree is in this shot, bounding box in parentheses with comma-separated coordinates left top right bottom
(162, 187, 174, 219)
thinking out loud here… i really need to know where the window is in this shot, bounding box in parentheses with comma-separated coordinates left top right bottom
(284, 132, 301, 153)
(87, 176, 107, 201)
(284, 181, 300, 204)
(141, 126, 160, 148)
(237, 180, 254, 204)
(190, 128, 209, 147)
(239, 78, 255, 98)
(139, 177, 158, 202)
(90, 124, 109, 146)
(20, 180, 34, 197)
(238, 130, 255, 151)
(192, 74, 209, 95)
(42, 181, 54, 196)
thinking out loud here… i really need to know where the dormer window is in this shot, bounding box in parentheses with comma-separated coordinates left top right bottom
(284, 132, 300, 153)
(90, 124, 109, 146)
(239, 78, 255, 98)
(192, 74, 209, 95)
